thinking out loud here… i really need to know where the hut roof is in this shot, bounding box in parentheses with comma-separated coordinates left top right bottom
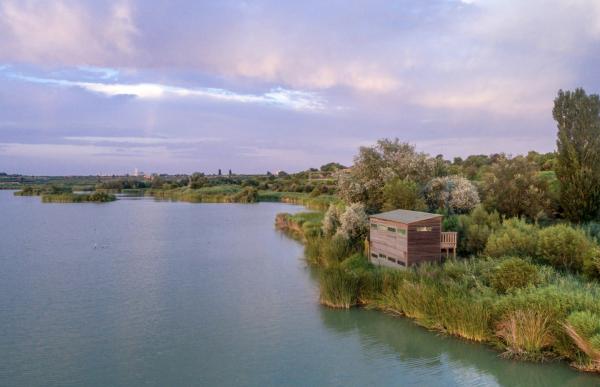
(370, 209, 442, 224)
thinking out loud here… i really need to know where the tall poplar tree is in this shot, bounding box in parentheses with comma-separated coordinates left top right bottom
(553, 88, 600, 222)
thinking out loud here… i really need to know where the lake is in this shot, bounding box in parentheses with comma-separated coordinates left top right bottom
(0, 190, 598, 386)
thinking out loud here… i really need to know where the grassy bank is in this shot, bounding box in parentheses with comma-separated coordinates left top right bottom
(149, 185, 258, 203)
(259, 191, 338, 210)
(276, 211, 600, 373)
(41, 192, 116, 203)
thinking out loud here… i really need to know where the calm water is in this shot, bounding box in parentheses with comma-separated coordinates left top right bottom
(0, 190, 598, 387)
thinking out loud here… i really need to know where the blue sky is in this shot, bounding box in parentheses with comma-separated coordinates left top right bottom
(0, 0, 599, 175)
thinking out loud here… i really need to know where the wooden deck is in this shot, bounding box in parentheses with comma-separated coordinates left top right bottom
(441, 231, 457, 258)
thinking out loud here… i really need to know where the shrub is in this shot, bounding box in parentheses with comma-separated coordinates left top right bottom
(584, 248, 600, 280)
(424, 175, 480, 214)
(582, 221, 600, 243)
(489, 258, 540, 294)
(382, 177, 427, 212)
(322, 203, 342, 237)
(319, 267, 360, 308)
(443, 215, 459, 232)
(538, 224, 595, 272)
(336, 203, 369, 243)
(485, 219, 539, 258)
(457, 206, 501, 256)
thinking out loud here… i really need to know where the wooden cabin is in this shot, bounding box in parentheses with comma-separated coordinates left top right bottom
(368, 209, 456, 268)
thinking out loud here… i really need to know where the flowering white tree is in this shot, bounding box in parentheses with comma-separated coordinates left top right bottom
(336, 203, 369, 241)
(337, 139, 435, 212)
(424, 175, 480, 214)
(322, 204, 342, 237)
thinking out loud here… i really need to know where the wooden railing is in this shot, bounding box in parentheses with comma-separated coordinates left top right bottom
(441, 232, 457, 248)
(441, 232, 457, 258)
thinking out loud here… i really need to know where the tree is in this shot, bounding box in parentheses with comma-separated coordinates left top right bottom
(337, 138, 434, 212)
(553, 88, 600, 222)
(481, 155, 551, 220)
(320, 162, 346, 172)
(381, 177, 427, 211)
(322, 204, 342, 237)
(424, 175, 480, 214)
(189, 172, 207, 189)
(336, 203, 369, 243)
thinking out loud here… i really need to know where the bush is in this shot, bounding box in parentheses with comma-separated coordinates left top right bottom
(538, 224, 596, 272)
(424, 175, 480, 214)
(322, 203, 342, 237)
(336, 203, 368, 243)
(457, 206, 501, 256)
(490, 258, 540, 294)
(485, 219, 539, 258)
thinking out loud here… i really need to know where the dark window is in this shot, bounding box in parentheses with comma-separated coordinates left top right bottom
(397, 260, 406, 266)
(387, 226, 396, 232)
(371, 253, 378, 258)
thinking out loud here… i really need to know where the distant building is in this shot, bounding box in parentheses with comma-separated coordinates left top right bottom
(368, 209, 456, 268)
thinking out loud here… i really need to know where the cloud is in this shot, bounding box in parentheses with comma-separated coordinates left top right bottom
(0, 0, 137, 65)
(63, 136, 221, 145)
(5, 71, 326, 111)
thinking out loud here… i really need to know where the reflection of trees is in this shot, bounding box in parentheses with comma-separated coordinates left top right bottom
(318, 307, 597, 387)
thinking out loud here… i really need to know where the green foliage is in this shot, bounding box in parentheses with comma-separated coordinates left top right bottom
(340, 253, 372, 271)
(232, 187, 258, 203)
(485, 219, 539, 258)
(41, 192, 116, 203)
(481, 155, 552, 220)
(381, 177, 427, 212)
(490, 258, 540, 294)
(567, 311, 600, 342)
(322, 235, 354, 265)
(457, 206, 501, 256)
(554, 88, 600, 223)
(538, 224, 595, 271)
(442, 215, 459, 231)
(337, 138, 434, 212)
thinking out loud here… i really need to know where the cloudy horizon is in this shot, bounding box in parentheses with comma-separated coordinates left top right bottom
(1, 0, 599, 175)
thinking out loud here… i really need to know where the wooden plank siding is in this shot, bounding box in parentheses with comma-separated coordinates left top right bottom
(369, 218, 409, 267)
(369, 214, 442, 267)
(406, 217, 442, 265)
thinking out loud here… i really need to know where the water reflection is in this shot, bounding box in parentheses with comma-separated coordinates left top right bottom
(319, 303, 598, 386)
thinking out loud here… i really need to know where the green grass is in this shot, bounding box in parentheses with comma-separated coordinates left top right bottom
(41, 192, 116, 203)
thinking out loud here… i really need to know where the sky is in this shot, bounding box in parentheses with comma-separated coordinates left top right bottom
(0, 0, 599, 175)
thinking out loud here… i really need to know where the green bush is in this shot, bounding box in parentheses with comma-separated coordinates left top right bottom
(457, 206, 501, 256)
(538, 224, 595, 272)
(485, 219, 539, 258)
(490, 258, 540, 294)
